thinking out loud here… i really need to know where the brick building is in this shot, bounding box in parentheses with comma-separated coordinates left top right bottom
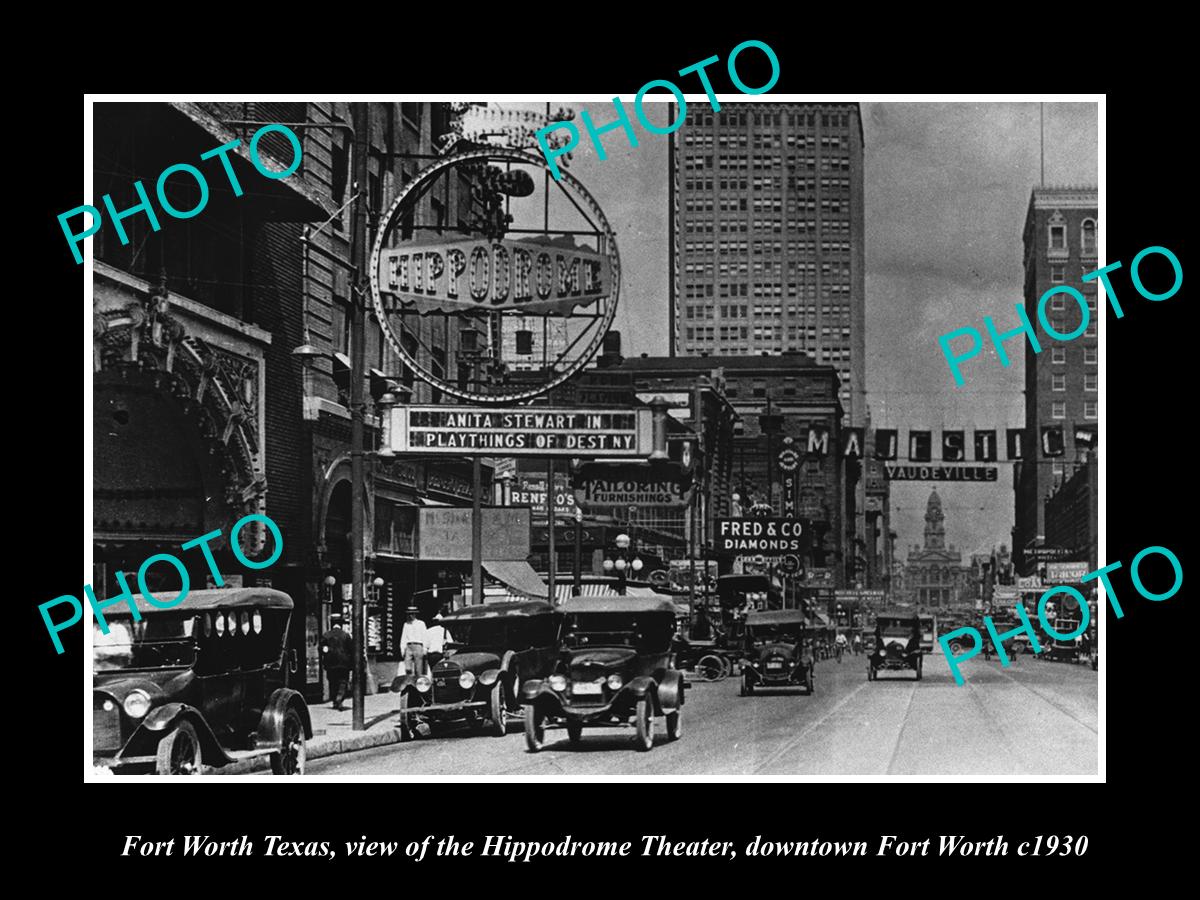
(91, 102, 492, 700)
(1013, 186, 1098, 573)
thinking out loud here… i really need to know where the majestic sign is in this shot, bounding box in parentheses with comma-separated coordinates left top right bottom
(573, 462, 694, 510)
(715, 518, 806, 554)
(390, 406, 652, 457)
(883, 465, 998, 482)
(377, 238, 612, 316)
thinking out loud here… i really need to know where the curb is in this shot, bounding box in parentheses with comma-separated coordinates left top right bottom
(217, 726, 404, 776)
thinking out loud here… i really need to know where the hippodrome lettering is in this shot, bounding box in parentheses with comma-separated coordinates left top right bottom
(939, 543, 1182, 684)
(58, 123, 303, 265)
(535, 39, 780, 181)
(938, 244, 1182, 387)
(39, 514, 283, 654)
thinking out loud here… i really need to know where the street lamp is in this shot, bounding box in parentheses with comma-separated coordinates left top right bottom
(603, 532, 642, 596)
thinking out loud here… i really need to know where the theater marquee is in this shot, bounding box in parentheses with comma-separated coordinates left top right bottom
(389, 406, 653, 457)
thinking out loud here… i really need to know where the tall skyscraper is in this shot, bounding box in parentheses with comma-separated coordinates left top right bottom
(669, 102, 866, 427)
(1013, 186, 1098, 570)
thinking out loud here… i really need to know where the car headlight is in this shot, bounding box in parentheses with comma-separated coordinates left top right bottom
(459, 671, 476, 689)
(416, 676, 432, 693)
(606, 674, 623, 690)
(123, 689, 151, 719)
(788, 660, 795, 667)
(479, 671, 499, 686)
(549, 674, 567, 692)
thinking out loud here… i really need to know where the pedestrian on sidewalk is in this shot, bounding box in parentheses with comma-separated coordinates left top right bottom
(320, 614, 354, 711)
(400, 606, 428, 677)
(426, 606, 453, 669)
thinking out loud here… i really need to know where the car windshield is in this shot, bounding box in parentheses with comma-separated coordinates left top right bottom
(93, 615, 197, 671)
(563, 613, 673, 652)
(878, 620, 918, 637)
(446, 620, 506, 651)
(748, 624, 804, 644)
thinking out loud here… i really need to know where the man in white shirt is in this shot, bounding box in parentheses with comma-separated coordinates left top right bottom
(399, 607, 428, 677)
(425, 607, 453, 668)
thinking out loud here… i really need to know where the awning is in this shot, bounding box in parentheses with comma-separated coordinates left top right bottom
(482, 560, 548, 599)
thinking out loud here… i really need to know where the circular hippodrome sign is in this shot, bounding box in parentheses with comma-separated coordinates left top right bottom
(369, 147, 621, 404)
(778, 448, 800, 472)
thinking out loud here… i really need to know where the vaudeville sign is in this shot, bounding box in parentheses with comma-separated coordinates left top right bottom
(389, 406, 653, 457)
(377, 238, 612, 317)
(573, 462, 694, 510)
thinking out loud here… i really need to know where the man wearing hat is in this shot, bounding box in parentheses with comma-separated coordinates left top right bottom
(320, 614, 354, 711)
(399, 606, 428, 678)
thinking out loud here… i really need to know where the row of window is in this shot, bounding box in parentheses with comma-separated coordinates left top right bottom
(1050, 402, 1097, 419)
(1049, 262, 1101, 284)
(1051, 373, 1098, 391)
(1048, 219, 1097, 255)
(1049, 346, 1098, 364)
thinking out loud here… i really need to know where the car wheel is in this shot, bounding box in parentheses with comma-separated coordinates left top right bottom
(488, 683, 507, 737)
(155, 721, 202, 776)
(396, 691, 414, 742)
(524, 704, 546, 752)
(634, 696, 655, 751)
(665, 705, 682, 741)
(718, 655, 733, 678)
(696, 654, 724, 682)
(566, 721, 583, 744)
(949, 640, 962, 655)
(269, 708, 306, 776)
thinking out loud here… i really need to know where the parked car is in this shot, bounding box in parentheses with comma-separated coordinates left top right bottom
(392, 601, 561, 741)
(92, 588, 311, 776)
(868, 611, 924, 681)
(739, 609, 814, 695)
(522, 596, 685, 752)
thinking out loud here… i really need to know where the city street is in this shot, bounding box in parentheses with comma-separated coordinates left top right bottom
(294, 653, 1097, 777)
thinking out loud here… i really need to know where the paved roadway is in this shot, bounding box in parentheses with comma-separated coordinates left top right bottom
(296, 652, 1097, 777)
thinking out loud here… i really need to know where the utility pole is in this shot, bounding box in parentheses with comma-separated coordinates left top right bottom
(349, 102, 369, 732)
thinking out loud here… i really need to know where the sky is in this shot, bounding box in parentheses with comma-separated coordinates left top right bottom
(492, 100, 1099, 559)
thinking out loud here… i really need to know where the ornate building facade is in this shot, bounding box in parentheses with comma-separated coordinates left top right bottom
(904, 489, 970, 608)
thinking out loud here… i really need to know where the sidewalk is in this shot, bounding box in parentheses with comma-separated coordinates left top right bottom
(219, 690, 403, 775)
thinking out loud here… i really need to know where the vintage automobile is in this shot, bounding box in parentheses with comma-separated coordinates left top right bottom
(739, 609, 814, 695)
(868, 611, 924, 681)
(92, 588, 311, 776)
(392, 601, 561, 741)
(522, 596, 685, 752)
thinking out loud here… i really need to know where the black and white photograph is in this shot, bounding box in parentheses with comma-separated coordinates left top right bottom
(79, 95, 1109, 780)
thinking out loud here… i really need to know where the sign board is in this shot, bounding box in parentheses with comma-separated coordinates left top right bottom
(715, 518, 806, 554)
(1016, 575, 1043, 591)
(1027, 546, 1073, 562)
(574, 462, 693, 510)
(835, 589, 885, 604)
(779, 554, 802, 576)
(1045, 561, 1090, 584)
(377, 238, 611, 316)
(510, 470, 576, 519)
(777, 447, 801, 472)
(391, 406, 652, 456)
(884, 464, 998, 482)
(417, 507, 531, 561)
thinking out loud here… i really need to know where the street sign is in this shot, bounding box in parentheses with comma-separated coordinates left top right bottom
(390, 406, 652, 457)
(1027, 546, 1073, 562)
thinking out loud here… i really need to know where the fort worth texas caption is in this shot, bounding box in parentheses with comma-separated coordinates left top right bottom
(122, 833, 1080, 861)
